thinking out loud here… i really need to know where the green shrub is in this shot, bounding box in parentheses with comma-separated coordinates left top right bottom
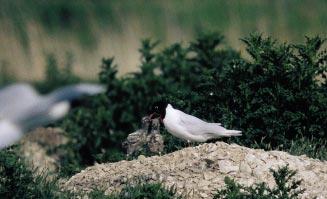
(59, 33, 327, 176)
(87, 189, 112, 199)
(88, 182, 181, 199)
(288, 136, 327, 160)
(214, 165, 304, 199)
(0, 149, 72, 199)
(112, 182, 180, 199)
(197, 35, 327, 150)
(0, 60, 15, 86)
(35, 52, 80, 93)
(88, 182, 182, 199)
(58, 33, 239, 175)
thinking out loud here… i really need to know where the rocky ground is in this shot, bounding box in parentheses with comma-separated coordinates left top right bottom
(64, 142, 327, 199)
(20, 127, 68, 177)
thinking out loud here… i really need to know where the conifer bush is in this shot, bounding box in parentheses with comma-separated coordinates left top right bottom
(34, 53, 80, 93)
(0, 149, 72, 199)
(214, 165, 304, 199)
(109, 182, 180, 199)
(193, 35, 327, 150)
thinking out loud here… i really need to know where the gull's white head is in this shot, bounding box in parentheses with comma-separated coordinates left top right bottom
(149, 100, 169, 121)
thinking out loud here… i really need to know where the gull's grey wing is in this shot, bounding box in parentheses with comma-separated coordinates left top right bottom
(177, 109, 224, 136)
(13, 83, 104, 129)
(0, 83, 40, 119)
(46, 83, 105, 103)
(0, 83, 105, 149)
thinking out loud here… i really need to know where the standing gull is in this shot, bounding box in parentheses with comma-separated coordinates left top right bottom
(149, 101, 241, 142)
(0, 83, 105, 149)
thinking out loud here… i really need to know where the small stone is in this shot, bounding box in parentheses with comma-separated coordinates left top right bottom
(300, 171, 318, 183)
(199, 192, 208, 198)
(253, 166, 265, 178)
(245, 153, 257, 164)
(137, 155, 146, 160)
(218, 160, 239, 173)
(203, 172, 213, 180)
(239, 162, 252, 174)
(198, 180, 211, 187)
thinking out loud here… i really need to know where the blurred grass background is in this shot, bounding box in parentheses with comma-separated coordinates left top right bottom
(0, 0, 326, 80)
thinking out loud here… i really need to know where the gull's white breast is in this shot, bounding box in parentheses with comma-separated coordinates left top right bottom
(0, 120, 22, 149)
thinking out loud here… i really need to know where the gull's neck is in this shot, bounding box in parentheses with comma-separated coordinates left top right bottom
(165, 104, 174, 115)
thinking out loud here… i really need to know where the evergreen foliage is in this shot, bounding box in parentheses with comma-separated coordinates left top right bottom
(108, 182, 180, 199)
(0, 149, 72, 199)
(58, 33, 326, 175)
(35, 53, 80, 93)
(214, 165, 304, 199)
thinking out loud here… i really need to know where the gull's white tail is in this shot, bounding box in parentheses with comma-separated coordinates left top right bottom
(220, 129, 242, 137)
(204, 123, 242, 138)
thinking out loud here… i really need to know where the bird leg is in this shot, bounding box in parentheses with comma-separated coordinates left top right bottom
(187, 140, 191, 147)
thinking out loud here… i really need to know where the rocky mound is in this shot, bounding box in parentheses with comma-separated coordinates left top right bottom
(20, 127, 68, 176)
(64, 142, 327, 198)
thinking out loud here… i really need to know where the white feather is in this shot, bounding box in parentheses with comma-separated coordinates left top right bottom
(48, 101, 70, 120)
(0, 83, 104, 149)
(0, 120, 23, 149)
(163, 104, 242, 142)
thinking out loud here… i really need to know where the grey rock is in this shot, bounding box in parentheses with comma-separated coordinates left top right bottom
(19, 127, 68, 178)
(239, 162, 252, 174)
(64, 142, 327, 199)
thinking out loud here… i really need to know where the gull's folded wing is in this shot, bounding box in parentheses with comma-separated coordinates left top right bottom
(47, 83, 105, 102)
(177, 109, 223, 135)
